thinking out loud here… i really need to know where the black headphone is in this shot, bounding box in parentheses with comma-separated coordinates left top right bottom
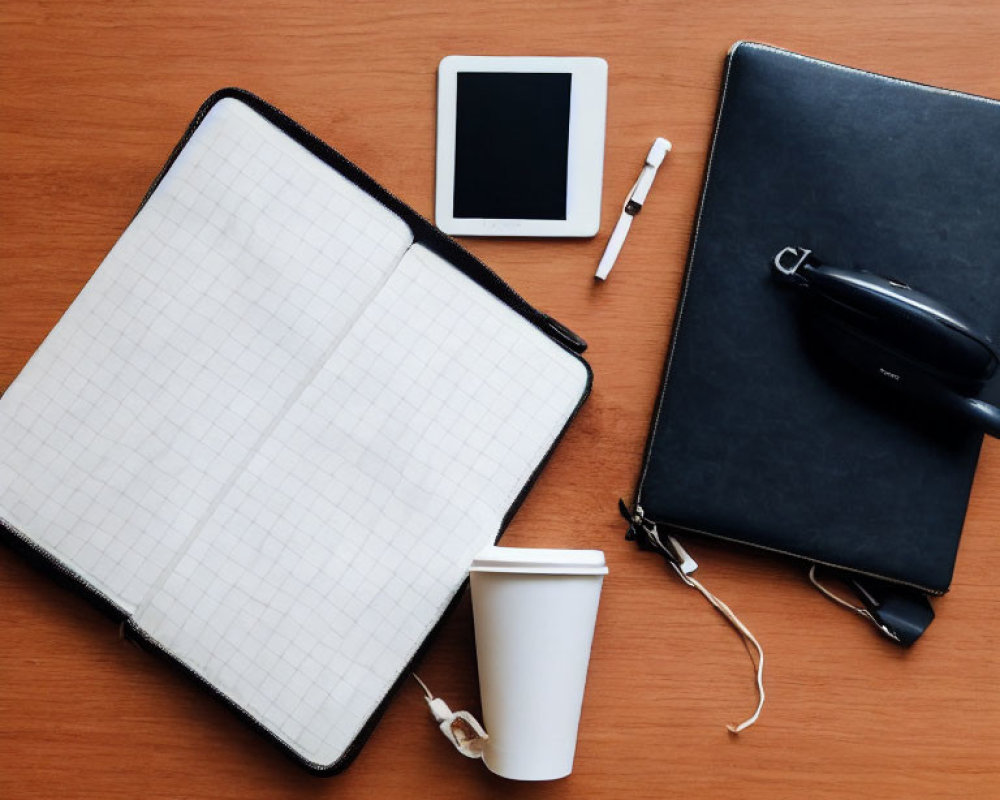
(772, 246, 1000, 438)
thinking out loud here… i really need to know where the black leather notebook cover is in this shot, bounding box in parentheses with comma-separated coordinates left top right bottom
(635, 42, 1000, 595)
(0, 89, 592, 773)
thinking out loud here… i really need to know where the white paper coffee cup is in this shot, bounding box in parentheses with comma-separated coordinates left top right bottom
(469, 545, 607, 781)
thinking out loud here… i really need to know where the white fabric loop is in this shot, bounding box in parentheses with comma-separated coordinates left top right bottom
(807, 565, 901, 644)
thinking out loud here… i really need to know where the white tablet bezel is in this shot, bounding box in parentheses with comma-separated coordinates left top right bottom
(435, 55, 608, 238)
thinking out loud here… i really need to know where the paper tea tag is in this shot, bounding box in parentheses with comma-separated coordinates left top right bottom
(415, 676, 488, 759)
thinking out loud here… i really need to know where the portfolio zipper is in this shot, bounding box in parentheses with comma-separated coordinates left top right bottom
(621, 497, 946, 597)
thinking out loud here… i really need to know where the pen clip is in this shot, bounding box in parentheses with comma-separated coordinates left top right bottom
(624, 173, 646, 215)
(595, 137, 671, 281)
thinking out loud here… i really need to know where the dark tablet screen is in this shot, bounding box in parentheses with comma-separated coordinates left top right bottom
(453, 72, 571, 220)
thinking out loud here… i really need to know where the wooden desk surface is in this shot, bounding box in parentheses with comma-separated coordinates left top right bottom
(2, 2, 999, 797)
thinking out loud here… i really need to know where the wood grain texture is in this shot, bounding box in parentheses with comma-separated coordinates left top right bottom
(2, 1, 999, 797)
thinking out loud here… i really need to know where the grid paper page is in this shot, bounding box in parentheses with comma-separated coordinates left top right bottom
(134, 243, 589, 767)
(0, 98, 413, 612)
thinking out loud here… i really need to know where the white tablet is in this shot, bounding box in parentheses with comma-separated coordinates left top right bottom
(435, 55, 608, 237)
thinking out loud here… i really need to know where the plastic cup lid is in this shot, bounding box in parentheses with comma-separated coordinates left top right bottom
(470, 545, 608, 576)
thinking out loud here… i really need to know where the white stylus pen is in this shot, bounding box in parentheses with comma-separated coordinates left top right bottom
(595, 137, 672, 281)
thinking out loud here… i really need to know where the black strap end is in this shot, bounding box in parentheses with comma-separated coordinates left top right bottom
(849, 576, 935, 647)
(542, 314, 588, 354)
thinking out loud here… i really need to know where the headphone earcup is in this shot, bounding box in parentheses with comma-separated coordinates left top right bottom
(955, 395, 1000, 439)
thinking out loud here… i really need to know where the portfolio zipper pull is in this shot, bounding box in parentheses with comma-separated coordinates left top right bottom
(619, 498, 640, 540)
(619, 499, 696, 573)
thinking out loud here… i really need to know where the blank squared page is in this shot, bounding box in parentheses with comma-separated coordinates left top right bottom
(134, 243, 589, 767)
(0, 98, 413, 612)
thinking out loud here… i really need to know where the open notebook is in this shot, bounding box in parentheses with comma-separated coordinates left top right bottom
(0, 90, 591, 771)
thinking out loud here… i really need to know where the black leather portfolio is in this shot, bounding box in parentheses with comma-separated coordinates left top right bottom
(632, 43, 1000, 597)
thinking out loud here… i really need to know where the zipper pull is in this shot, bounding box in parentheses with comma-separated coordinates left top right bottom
(618, 498, 640, 540)
(618, 499, 698, 574)
(542, 314, 588, 354)
(619, 498, 657, 547)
